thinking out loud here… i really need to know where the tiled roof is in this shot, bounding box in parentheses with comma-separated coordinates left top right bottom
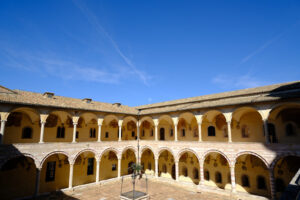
(0, 81, 299, 115)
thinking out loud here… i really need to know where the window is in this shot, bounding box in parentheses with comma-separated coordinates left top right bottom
(151, 129, 154, 136)
(56, 126, 65, 138)
(242, 175, 250, 187)
(45, 161, 56, 182)
(257, 176, 266, 190)
(182, 129, 185, 137)
(22, 127, 32, 139)
(286, 123, 295, 136)
(208, 126, 215, 136)
(87, 158, 94, 175)
(162, 164, 167, 173)
(182, 167, 188, 176)
(215, 172, 222, 183)
(76, 131, 79, 139)
(148, 162, 152, 170)
(142, 130, 145, 137)
(241, 125, 249, 138)
(90, 128, 96, 138)
(170, 129, 173, 137)
(112, 164, 117, 171)
(204, 170, 210, 180)
(275, 178, 286, 192)
(132, 131, 135, 137)
(193, 168, 199, 179)
(105, 132, 109, 138)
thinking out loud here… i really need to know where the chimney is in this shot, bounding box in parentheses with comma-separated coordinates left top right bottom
(43, 92, 54, 98)
(83, 98, 92, 103)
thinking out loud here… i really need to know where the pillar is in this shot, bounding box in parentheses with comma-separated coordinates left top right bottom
(96, 158, 100, 184)
(97, 124, 102, 142)
(0, 120, 6, 144)
(69, 163, 74, 189)
(39, 121, 46, 143)
(72, 123, 77, 143)
(172, 117, 178, 142)
(198, 122, 202, 142)
(175, 160, 179, 181)
(136, 121, 140, 140)
(34, 168, 41, 196)
(200, 160, 204, 185)
(230, 164, 236, 193)
(195, 114, 203, 142)
(227, 121, 232, 143)
(269, 169, 276, 200)
(118, 120, 123, 142)
(155, 125, 158, 141)
(118, 157, 121, 178)
(258, 108, 271, 144)
(155, 158, 158, 178)
(263, 120, 270, 144)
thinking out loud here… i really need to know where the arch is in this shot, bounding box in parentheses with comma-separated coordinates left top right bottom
(158, 147, 175, 159)
(122, 116, 137, 123)
(72, 149, 97, 164)
(202, 149, 231, 165)
(270, 153, 300, 170)
(99, 147, 119, 161)
(40, 151, 70, 168)
(177, 148, 200, 163)
(121, 146, 137, 158)
(8, 107, 40, 123)
(202, 109, 224, 122)
(234, 151, 269, 168)
(103, 114, 119, 124)
(158, 114, 174, 125)
(0, 153, 39, 170)
(232, 106, 262, 122)
(178, 112, 196, 124)
(140, 145, 156, 158)
(79, 112, 98, 124)
(139, 116, 154, 125)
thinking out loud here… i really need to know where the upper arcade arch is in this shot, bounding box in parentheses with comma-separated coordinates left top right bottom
(121, 116, 137, 141)
(121, 148, 136, 176)
(178, 149, 200, 185)
(140, 148, 155, 176)
(157, 115, 174, 141)
(140, 116, 155, 140)
(177, 112, 198, 141)
(101, 115, 119, 141)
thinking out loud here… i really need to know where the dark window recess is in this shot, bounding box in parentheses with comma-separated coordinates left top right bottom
(112, 164, 117, 171)
(182, 167, 188, 176)
(208, 126, 216, 136)
(151, 129, 154, 136)
(90, 128, 96, 138)
(182, 129, 185, 137)
(286, 123, 295, 136)
(45, 161, 56, 182)
(76, 131, 79, 139)
(56, 126, 65, 138)
(215, 172, 222, 183)
(105, 132, 109, 138)
(242, 175, 250, 187)
(132, 131, 135, 137)
(204, 170, 210, 180)
(87, 158, 94, 175)
(22, 127, 32, 139)
(275, 178, 286, 192)
(170, 129, 173, 137)
(267, 123, 277, 143)
(193, 168, 199, 179)
(142, 130, 145, 137)
(257, 176, 267, 190)
(148, 162, 152, 170)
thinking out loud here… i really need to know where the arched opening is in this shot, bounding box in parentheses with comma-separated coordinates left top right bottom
(202, 111, 228, 142)
(268, 104, 300, 144)
(235, 154, 270, 197)
(158, 115, 174, 141)
(40, 153, 70, 193)
(178, 151, 200, 184)
(73, 151, 96, 186)
(178, 112, 198, 141)
(101, 115, 119, 141)
(4, 108, 40, 144)
(203, 152, 230, 189)
(158, 150, 175, 180)
(141, 148, 155, 176)
(0, 156, 36, 199)
(77, 112, 98, 142)
(140, 118, 155, 140)
(122, 116, 137, 141)
(231, 107, 264, 142)
(273, 155, 300, 199)
(121, 149, 136, 176)
(100, 150, 118, 180)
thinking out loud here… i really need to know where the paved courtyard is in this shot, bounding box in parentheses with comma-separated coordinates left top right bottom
(37, 179, 232, 200)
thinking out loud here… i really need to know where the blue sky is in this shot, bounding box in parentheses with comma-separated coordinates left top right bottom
(0, 0, 300, 106)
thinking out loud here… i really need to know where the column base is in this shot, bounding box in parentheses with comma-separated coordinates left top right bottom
(39, 141, 44, 144)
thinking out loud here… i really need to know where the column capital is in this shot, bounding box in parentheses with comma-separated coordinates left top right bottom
(0, 112, 10, 121)
(72, 116, 79, 124)
(172, 116, 179, 125)
(97, 118, 104, 126)
(40, 114, 49, 124)
(223, 112, 232, 123)
(118, 119, 123, 127)
(153, 118, 159, 126)
(258, 108, 272, 121)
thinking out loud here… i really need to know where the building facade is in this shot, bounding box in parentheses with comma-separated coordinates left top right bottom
(0, 81, 300, 200)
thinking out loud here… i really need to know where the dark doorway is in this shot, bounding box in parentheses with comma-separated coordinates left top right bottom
(268, 123, 277, 143)
(160, 128, 165, 140)
(128, 162, 134, 174)
(172, 164, 176, 180)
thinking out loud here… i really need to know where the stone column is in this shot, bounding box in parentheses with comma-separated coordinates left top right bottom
(269, 169, 276, 200)
(195, 114, 203, 142)
(39, 121, 46, 143)
(118, 157, 121, 178)
(72, 123, 77, 143)
(118, 120, 123, 142)
(263, 120, 270, 144)
(259, 109, 271, 144)
(155, 158, 159, 178)
(230, 164, 236, 193)
(34, 168, 41, 196)
(69, 163, 74, 189)
(175, 160, 179, 181)
(200, 160, 204, 185)
(96, 158, 100, 184)
(153, 118, 159, 141)
(0, 119, 7, 144)
(136, 121, 140, 140)
(97, 118, 103, 142)
(172, 117, 178, 142)
(227, 121, 232, 143)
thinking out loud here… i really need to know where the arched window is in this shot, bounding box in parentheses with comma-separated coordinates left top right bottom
(275, 178, 286, 192)
(182, 166, 188, 176)
(242, 174, 250, 187)
(22, 127, 32, 139)
(215, 171, 222, 183)
(193, 168, 199, 179)
(241, 125, 249, 138)
(208, 126, 215, 136)
(162, 164, 167, 173)
(267, 123, 277, 143)
(285, 123, 295, 136)
(257, 175, 266, 190)
(204, 170, 210, 180)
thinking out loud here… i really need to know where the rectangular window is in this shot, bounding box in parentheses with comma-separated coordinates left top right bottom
(132, 131, 135, 137)
(76, 131, 79, 139)
(182, 129, 185, 137)
(56, 126, 65, 138)
(105, 132, 109, 138)
(142, 130, 145, 137)
(170, 129, 173, 137)
(46, 161, 56, 182)
(151, 129, 154, 136)
(112, 164, 117, 171)
(87, 158, 94, 175)
(90, 128, 96, 138)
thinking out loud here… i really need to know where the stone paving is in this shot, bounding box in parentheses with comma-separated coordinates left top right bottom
(37, 179, 232, 200)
